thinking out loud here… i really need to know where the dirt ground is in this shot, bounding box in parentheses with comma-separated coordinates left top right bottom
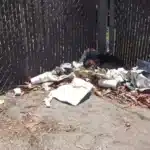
(0, 90, 150, 150)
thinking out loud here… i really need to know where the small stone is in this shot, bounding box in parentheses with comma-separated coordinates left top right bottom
(125, 122, 131, 128)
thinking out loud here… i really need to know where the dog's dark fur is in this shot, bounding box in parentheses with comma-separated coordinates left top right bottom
(83, 48, 124, 69)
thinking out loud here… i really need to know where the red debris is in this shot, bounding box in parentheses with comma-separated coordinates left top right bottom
(104, 86, 150, 109)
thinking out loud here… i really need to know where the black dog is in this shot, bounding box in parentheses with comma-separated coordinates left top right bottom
(80, 48, 124, 69)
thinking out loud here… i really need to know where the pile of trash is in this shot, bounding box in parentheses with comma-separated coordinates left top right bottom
(11, 49, 150, 109)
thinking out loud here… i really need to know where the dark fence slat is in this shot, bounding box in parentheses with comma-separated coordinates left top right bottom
(109, 0, 115, 53)
(97, 0, 108, 52)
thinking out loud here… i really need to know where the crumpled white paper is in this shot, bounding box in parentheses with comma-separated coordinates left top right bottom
(106, 68, 128, 82)
(72, 61, 83, 69)
(44, 78, 93, 107)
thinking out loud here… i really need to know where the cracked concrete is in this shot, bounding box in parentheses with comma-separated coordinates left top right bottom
(0, 90, 150, 150)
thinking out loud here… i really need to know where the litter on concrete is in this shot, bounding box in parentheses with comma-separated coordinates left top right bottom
(72, 61, 83, 69)
(0, 99, 4, 105)
(98, 79, 120, 90)
(31, 72, 74, 85)
(13, 88, 23, 96)
(9, 49, 150, 109)
(106, 68, 128, 82)
(127, 68, 150, 91)
(42, 82, 53, 91)
(44, 77, 93, 107)
(52, 63, 73, 75)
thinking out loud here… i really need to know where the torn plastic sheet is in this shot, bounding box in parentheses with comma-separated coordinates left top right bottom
(129, 69, 150, 91)
(137, 59, 150, 73)
(44, 78, 93, 107)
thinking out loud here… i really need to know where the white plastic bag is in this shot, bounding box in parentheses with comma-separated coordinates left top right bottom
(44, 78, 93, 107)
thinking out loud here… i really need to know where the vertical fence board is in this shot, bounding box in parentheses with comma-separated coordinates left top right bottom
(97, 0, 108, 52)
(109, 0, 115, 53)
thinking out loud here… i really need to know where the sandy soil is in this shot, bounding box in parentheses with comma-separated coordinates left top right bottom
(0, 90, 150, 150)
